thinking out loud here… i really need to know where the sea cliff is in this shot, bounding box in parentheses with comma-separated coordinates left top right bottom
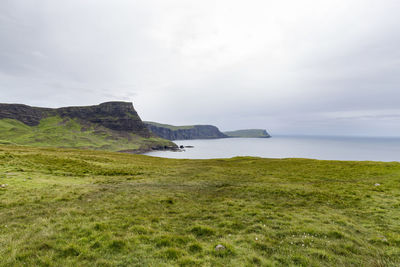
(144, 121, 227, 140)
(0, 102, 176, 152)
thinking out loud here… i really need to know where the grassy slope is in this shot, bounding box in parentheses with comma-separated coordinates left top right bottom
(144, 121, 195, 130)
(0, 145, 399, 266)
(224, 129, 270, 138)
(0, 117, 173, 152)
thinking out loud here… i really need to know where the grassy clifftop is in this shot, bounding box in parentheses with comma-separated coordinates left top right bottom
(0, 116, 173, 152)
(0, 145, 399, 266)
(144, 121, 196, 131)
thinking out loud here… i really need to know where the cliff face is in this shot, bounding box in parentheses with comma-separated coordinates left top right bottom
(145, 122, 227, 140)
(0, 102, 151, 138)
(0, 104, 53, 126)
(56, 102, 151, 137)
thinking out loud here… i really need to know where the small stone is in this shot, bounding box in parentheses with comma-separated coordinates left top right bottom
(215, 244, 225, 251)
(374, 183, 380, 186)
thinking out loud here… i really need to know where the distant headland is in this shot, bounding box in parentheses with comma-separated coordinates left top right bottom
(224, 129, 271, 138)
(144, 121, 227, 140)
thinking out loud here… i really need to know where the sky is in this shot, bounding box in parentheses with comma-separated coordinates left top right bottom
(1, 0, 400, 136)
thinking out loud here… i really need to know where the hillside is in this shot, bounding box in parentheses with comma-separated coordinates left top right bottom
(0, 102, 176, 152)
(144, 121, 227, 140)
(0, 145, 399, 266)
(224, 129, 271, 138)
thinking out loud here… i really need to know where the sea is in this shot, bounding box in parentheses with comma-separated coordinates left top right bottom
(144, 135, 400, 162)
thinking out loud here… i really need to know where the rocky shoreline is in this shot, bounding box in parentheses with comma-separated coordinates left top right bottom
(122, 144, 198, 154)
(119, 145, 183, 154)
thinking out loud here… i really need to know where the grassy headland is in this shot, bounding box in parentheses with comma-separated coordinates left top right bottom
(0, 117, 174, 152)
(0, 144, 399, 266)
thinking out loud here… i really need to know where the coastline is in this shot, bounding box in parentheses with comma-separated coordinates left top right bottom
(142, 136, 400, 162)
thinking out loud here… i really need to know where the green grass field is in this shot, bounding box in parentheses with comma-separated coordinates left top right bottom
(0, 117, 174, 152)
(0, 144, 399, 266)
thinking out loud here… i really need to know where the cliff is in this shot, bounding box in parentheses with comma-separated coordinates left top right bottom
(0, 102, 151, 137)
(0, 103, 53, 126)
(144, 121, 228, 140)
(224, 129, 271, 138)
(0, 102, 176, 152)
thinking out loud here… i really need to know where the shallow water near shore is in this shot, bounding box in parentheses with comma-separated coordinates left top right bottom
(144, 135, 400, 161)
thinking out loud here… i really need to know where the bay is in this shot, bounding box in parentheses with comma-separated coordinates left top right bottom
(144, 135, 400, 162)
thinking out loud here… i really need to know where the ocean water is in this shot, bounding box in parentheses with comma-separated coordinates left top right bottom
(144, 136, 400, 162)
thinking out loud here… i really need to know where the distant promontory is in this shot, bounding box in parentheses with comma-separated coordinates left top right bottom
(144, 121, 227, 140)
(224, 129, 271, 138)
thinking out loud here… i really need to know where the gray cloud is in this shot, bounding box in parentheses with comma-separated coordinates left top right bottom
(0, 0, 400, 136)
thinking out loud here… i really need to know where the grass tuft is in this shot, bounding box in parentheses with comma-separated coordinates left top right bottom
(190, 226, 216, 238)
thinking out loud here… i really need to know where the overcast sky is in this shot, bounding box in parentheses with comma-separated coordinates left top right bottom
(1, 0, 400, 136)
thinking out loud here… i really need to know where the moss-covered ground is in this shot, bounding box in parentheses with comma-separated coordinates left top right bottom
(0, 117, 173, 152)
(0, 145, 399, 266)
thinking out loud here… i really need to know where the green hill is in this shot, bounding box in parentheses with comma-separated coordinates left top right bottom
(0, 116, 173, 152)
(224, 129, 271, 138)
(0, 144, 399, 266)
(0, 102, 176, 152)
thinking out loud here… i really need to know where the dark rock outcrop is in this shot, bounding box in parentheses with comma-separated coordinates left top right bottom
(145, 122, 228, 140)
(0, 101, 151, 138)
(0, 104, 52, 126)
(57, 102, 151, 137)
